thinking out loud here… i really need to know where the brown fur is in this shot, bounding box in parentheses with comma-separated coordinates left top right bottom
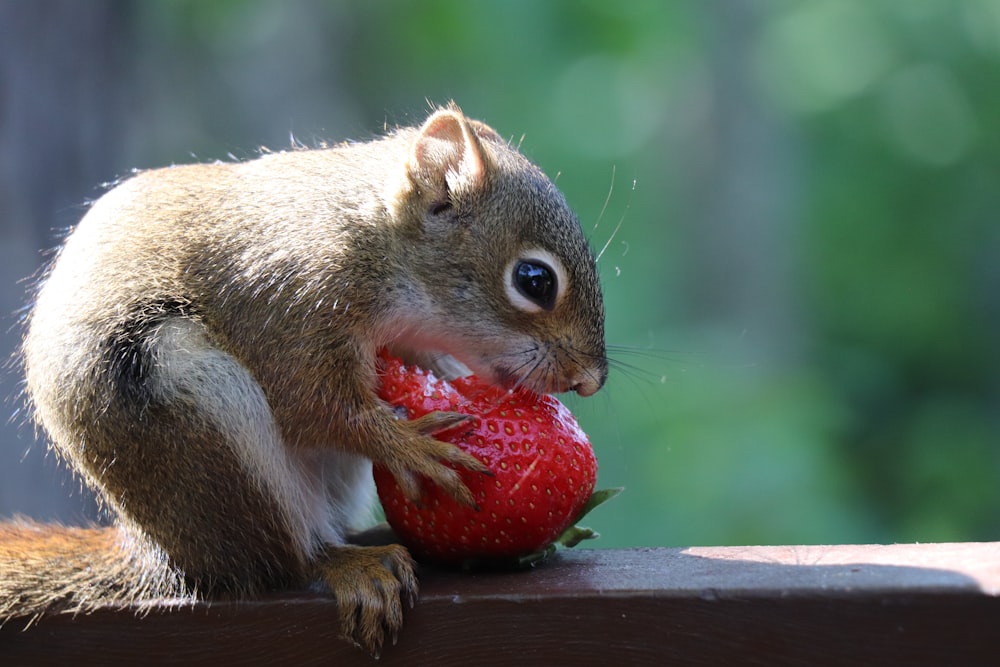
(0, 521, 186, 623)
(4, 104, 607, 655)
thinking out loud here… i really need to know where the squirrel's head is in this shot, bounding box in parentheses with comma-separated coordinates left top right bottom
(385, 104, 607, 397)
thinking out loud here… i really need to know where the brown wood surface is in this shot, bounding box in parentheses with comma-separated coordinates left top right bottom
(2, 544, 999, 666)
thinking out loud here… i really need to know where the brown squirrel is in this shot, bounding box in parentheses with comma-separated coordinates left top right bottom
(0, 103, 607, 655)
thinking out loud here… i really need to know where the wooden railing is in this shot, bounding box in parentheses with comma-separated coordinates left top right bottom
(2, 543, 999, 665)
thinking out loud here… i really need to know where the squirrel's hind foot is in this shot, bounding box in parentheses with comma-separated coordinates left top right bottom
(315, 543, 418, 657)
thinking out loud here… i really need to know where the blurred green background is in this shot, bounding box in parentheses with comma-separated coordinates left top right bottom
(0, 0, 997, 548)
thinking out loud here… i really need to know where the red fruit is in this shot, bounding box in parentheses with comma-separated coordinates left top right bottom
(374, 351, 598, 565)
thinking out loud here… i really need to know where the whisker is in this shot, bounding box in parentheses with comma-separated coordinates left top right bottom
(595, 177, 635, 264)
(606, 343, 699, 365)
(483, 344, 544, 392)
(498, 346, 539, 372)
(565, 345, 603, 390)
(606, 358, 668, 387)
(612, 365, 663, 412)
(567, 344, 609, 362)
(519, 353, 548, 392)
(485, 345, 539, 361)
(592, 165, 615, 233)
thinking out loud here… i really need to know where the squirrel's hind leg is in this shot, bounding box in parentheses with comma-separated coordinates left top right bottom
(88, 312, 417, 653)
(79, 313, 317, 595)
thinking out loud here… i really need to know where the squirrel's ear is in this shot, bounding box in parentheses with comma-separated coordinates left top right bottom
(408, 107, 491, 206)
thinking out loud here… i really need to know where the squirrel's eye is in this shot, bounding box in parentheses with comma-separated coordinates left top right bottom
(513, 260, 557, 311)
(505, 249, 566, 314)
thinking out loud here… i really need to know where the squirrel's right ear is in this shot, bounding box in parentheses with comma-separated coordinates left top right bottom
(407, 108, 494, 211)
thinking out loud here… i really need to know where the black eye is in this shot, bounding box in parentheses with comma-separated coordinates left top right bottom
(513, 260, 557, 311)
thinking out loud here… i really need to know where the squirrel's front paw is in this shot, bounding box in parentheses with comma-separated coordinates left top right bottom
(383, 420, 490, 508)
(317, 544, 417, 657)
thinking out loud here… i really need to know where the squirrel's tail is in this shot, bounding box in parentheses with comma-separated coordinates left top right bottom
(0, 520, 190, 626)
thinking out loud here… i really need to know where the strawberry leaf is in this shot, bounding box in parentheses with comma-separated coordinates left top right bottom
(556, 524, 598, 549)
(571, 487, 623, 525)
(553, 487, 624, 549)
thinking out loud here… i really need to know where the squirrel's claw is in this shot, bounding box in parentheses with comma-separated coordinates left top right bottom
(384, 417, 490, 508)
(317, 544, 417, 657)
(409, 410, 472, 436)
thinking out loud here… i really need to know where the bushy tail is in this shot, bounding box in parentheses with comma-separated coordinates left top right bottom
(0, 520, 189, 627)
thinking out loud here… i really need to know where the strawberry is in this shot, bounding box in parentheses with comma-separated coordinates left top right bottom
(373, 351, 616, 567)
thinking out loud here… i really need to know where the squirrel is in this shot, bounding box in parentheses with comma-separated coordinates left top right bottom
(0, 103, 607, 655)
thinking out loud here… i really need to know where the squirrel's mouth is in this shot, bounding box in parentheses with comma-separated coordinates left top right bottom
(383, 346, 474, 383)
(491, 356, 607, 397)
(488, 361, 597, 397)
(490, 366, 520, 391)
(384, 348, 532, 395)
(385, 344, 605, 397)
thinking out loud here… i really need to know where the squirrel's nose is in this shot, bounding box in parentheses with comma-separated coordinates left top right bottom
(571, 364, 607, 397)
